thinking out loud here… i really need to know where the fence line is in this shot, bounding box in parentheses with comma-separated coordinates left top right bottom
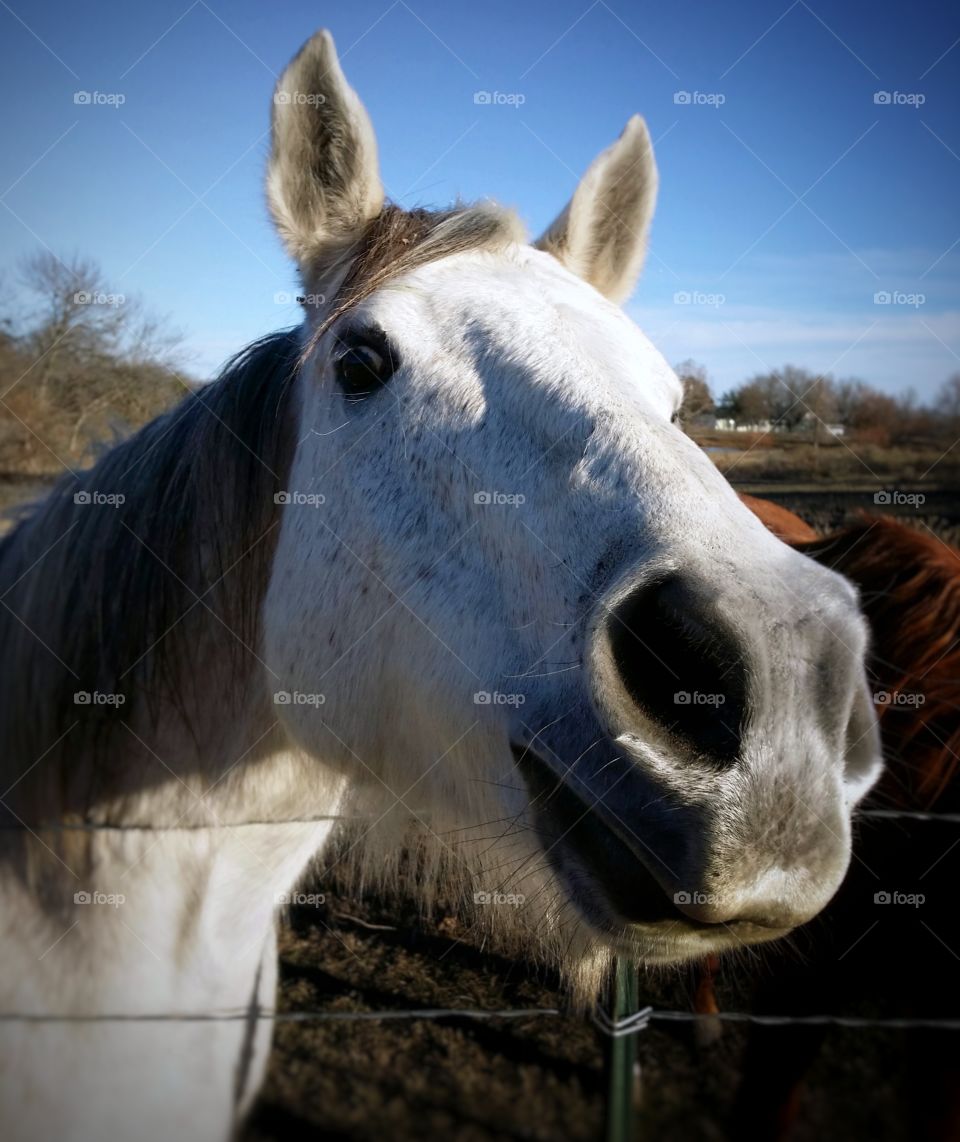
(1, 807, 956, 831)
(1, 1005, 958, 1031)
(859, 808, 960, 823)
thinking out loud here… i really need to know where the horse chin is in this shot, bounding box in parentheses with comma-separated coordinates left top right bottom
(512, 743, 793, 964)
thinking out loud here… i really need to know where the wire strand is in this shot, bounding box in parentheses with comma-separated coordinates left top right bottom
(0, 1006, 957, 1031)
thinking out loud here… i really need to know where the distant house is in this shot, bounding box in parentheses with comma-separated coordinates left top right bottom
(714, 417, 774, 433)
(713, 416, 846, 437)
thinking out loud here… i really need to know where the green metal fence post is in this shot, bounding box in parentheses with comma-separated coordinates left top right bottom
(605, 957, 639, 1142)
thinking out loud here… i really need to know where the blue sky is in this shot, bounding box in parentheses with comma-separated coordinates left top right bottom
(1, 0, 957, 397)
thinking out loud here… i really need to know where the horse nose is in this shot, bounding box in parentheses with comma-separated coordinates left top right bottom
(671, 883, 801, 929)
(669, 856, 845, 929)
(607, 575, 748, 764)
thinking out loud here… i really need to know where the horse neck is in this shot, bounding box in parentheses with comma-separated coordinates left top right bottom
(0, 599, 348, 1021)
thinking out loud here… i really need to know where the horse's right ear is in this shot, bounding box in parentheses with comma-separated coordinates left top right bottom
(267, 30, 384, 266)
(534, 116, 658, 304)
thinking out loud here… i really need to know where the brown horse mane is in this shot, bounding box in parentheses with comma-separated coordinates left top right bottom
(740, 494, 960, 812)
(799, 517, 960, 809)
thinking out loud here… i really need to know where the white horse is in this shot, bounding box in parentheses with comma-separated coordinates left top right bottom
(0, 29, 881, 1142)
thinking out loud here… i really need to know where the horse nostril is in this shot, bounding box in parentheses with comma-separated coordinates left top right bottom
(607, 576, 748, 764)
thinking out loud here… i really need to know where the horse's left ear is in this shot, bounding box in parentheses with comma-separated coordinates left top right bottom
(267, 30, 384, 267)
(534, 116, 658, 304)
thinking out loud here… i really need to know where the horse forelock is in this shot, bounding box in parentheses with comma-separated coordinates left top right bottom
(300, 200, 525, 359)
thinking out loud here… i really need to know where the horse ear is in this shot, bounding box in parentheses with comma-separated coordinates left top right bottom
(534, 116, 658, 304)
(267, 30, 384, 266)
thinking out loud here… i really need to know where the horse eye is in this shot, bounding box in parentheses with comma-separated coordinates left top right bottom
(334, 336, 396, 401)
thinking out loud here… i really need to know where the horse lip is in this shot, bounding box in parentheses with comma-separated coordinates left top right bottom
(510, 741, 688, 927)
(510, 740, 675, 891)
(510, 741, 792, 941)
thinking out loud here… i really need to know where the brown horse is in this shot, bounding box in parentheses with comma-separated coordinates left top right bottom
(717, 497, 960, 1139)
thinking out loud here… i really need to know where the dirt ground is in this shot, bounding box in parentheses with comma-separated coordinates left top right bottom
(239, 886, 927, 1142)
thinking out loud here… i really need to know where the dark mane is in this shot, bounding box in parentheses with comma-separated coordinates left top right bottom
(0, 328, 300, 818)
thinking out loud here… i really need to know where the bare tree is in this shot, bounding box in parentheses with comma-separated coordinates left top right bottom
(1, 249, 188, 472)
(674, 359, 714, 424)
(935, 373, 960, 429)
